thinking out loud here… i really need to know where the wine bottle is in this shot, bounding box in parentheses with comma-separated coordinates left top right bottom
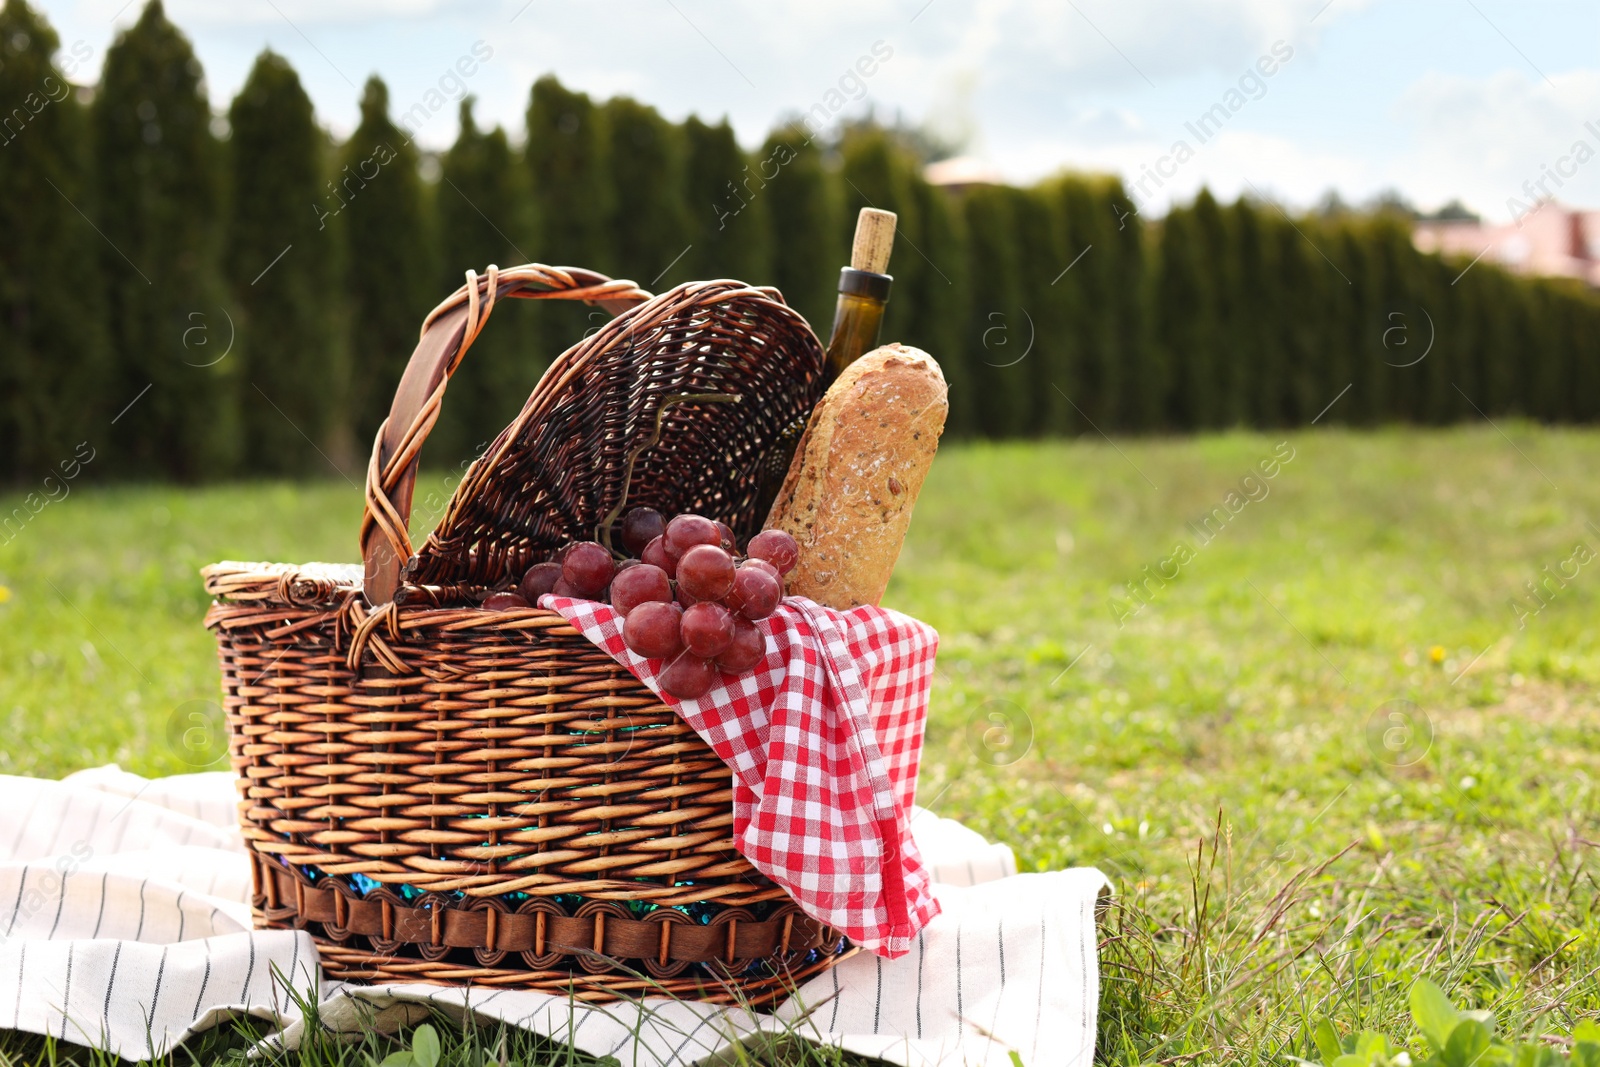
(824, 208, 896, 382)
(754, 208, 899, 526)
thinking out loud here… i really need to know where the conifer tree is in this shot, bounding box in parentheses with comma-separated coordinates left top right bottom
(1466, 266, 1513, 418)
(1417, 251, 1457, 425)
(25, 44, 1600, 472)
(1461, 258, 1520, 425)
(1366, 216, 1428, 423)
(433, 96, 536, 462)
(1190, 189, 1237, 427)
(525, 76, 610, 267)
(1336, 216, 1385, 425)
(1363, 222, 1421, 424)
(1153, 199, 1215, 431)
(603, 96, 689, 285)
(962, 184, 1029, 436)
(1566, 288, 1600, 424)
(1042, 175, 1111, 433)
(94, 0, 236, 479)
(1442, 262, 1479, 422)
(758, 124, 841, 337)
(339, 76, 430, 449)
(838, 128, 923, 347)
(1003, 186, 1068, 435)
(1554, 286, 1586, 422)
(1524, 279, 1577, 424)
(524, 76, 612, 363)
(683, 116, 769, 283)
(1310, 212, 1355, 426)
(1103, 178, 1156, 432)
(0, 0, 109, 482)
(1227, 198, 1267, 425)
(1049, 173, 1152, 431)
(1506, 273, 1543, 418)
(1496, 271, 1528, 419)
(1271, 211, 1324, 424)
(906, 177, 970, 431)
(225, 49, 337, 475)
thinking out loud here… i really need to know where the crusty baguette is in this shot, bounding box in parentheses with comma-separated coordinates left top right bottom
(765, 344, 948, 609)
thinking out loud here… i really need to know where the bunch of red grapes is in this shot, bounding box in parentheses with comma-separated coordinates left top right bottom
(481, 508, 799, 699)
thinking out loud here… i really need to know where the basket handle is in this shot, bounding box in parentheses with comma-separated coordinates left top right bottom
(359, 264, 652, 606)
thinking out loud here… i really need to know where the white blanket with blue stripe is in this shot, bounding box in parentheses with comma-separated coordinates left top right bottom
(0, 768, 1108, 1067)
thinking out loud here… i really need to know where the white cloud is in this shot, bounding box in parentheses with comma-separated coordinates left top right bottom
(1394, 67, 1600, 222)
(56, 0, 1600, 224)
(994, 127, 1371, 214)
(1176, 128, 1373, 206)
(99, 0, 472, 26)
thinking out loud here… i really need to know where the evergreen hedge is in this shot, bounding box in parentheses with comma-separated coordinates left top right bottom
(226, 50, 338, 475)
(93, 0, 236, 480)
(6, 0, 1600, 484)
(339, 76, 430, 449)
(433, 97, 534, 463)
(523, 75, 610, 368)
(0, 0, 109, 482)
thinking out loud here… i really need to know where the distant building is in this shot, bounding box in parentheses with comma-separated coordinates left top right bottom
(1413, 201, 1600, 286)
(924, 156, 1004, 192)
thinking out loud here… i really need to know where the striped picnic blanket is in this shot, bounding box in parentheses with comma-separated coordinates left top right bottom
(0, 767, 1108, 1067)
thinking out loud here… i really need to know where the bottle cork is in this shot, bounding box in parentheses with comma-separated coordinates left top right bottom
(850, 208, 897, 274)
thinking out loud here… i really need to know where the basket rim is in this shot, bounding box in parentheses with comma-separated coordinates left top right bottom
(203, 559, 361, 585)
(202, 559, 534, 608)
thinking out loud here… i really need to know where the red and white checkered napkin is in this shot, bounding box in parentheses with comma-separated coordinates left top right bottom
(541, 594, 941, 958)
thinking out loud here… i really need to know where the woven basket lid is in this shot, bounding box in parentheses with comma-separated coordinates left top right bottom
(401, 277, 824, 596)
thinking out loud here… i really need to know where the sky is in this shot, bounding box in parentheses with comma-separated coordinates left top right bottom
(33, 0, 1600, 221)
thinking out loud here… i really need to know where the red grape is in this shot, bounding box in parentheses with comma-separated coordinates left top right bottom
(677, 544, 736, 601)
(746, 529, 799, 574)
(681, 601, 735, 657)
(520, 561, 563, 602)
(551, 578, 583, 598)
(665, 514, 720, 557)
(642, 535, 677, 578)
(660, 652, 718, 699)
(676, 584, 701, 608)
(742, 557, 781, 582)
(562, 541, 615, 596)
(484, 591, 529, 610)
(623, 601, 684, 659)
(621, 507, 666, 556)
(610, 563, 672, 616)
(729, 565, 782, 620)
(715, 616, 766, 673)
(715, 521, 740, 554)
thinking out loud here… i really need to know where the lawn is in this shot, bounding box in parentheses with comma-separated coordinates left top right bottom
(2, 426, 1598, 1064)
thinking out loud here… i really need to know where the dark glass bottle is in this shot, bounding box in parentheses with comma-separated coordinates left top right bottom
(824, 268, 892, 382)
(755, 209, 898, 524)
(823, 208, 897, 383)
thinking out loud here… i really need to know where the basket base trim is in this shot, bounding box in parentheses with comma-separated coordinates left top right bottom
(310, 939, 860, 1007)
(258, 863, 830, 964)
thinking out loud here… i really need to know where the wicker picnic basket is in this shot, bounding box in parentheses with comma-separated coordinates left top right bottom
(203, 263, 845, 1003)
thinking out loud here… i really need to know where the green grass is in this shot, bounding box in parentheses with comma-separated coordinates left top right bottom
(3, 426, 1599, 1064)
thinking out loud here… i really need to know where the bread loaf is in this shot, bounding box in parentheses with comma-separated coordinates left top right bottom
(765, 344, 948, 609)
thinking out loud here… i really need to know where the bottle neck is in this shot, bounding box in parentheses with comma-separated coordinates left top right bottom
(824, 268, 891, 383)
